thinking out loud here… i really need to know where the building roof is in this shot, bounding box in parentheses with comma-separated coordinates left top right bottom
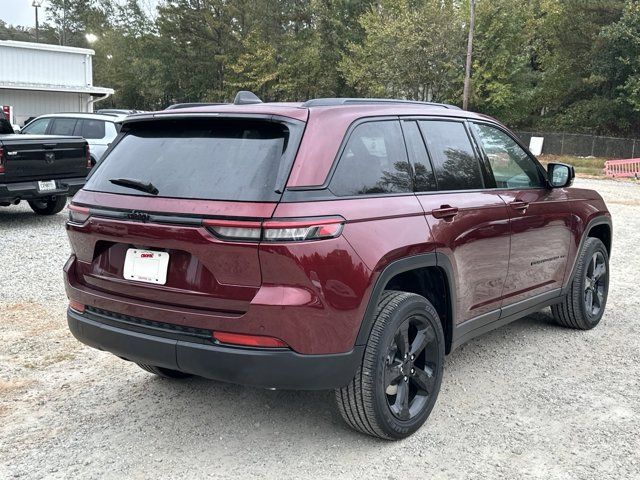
(0, 82, 114, 96)
(0, 40, 96, 56)
(0, 40, 113, 98)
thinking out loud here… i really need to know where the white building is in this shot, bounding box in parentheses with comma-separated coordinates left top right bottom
(0, 40, 113, 126)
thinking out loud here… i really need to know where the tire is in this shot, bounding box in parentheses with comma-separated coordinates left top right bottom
(136, 363, 192, 379)
(552, 237, 609, 330)
(335, 291, 445, 440)
(28, 196, 67, 215)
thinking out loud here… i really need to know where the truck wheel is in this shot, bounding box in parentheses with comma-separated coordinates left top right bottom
(552, 237, 609, 330)
(28, 196, 67, 215)
(335, 291, 444, 440)
(136, 363, 192, 379)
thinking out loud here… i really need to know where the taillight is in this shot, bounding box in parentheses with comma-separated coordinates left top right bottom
(213, 331, 288, 348)
(68, 204, 90, 224)
(203, 219, 262, 241)
(0, 146, 5, 174)
(262, 218, 344, 242)
(203, 217, 345, 242)
(85, 144, 92, 168)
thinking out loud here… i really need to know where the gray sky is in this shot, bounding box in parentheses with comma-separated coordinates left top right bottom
(2, 0, 39, 27)
(1, 0, 160, 28)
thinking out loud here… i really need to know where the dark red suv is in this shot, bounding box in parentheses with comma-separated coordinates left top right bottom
(64, 94, 611, 439)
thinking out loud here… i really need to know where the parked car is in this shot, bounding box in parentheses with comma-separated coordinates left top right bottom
(20, 113, 125, 165)
(63, 93, 612, 440)
(0, 128, 90, 215)
(96, 109, 145, 115)
(0, 109, 13, 134)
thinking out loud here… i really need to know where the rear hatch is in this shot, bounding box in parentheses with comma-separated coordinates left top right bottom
(1, 134, 88, 179)
(68, 115, 305, 314)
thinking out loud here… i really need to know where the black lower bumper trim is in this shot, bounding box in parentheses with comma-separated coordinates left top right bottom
(67, 309, 363, 390)
(0, 177, 85, 203)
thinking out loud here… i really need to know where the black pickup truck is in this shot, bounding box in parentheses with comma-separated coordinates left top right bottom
(0, 113, 90, 215)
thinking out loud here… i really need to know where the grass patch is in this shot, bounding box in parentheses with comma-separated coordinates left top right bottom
(538, 155, 607, 177)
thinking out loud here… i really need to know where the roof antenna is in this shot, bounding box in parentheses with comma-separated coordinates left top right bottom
(234, 91, 263, 105)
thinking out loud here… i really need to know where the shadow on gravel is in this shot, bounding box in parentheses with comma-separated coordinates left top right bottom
(0, 207, 67, 229)
(103, 371, 369, 446)
(90, 310, 561, 447)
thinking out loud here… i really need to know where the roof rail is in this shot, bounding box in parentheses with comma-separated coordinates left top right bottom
(164, 102, 225, 110)
(300, 98, 461, 110)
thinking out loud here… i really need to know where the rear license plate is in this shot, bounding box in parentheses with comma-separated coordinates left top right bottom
(37, 180, 57, 192)
(123, 249, 170, 285)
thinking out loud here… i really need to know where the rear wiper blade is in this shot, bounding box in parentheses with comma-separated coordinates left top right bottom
(109, 178, 159, 195)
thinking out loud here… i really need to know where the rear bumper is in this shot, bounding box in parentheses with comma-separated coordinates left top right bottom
(67, 308, 363, 390)
(0, 177, 85, 203)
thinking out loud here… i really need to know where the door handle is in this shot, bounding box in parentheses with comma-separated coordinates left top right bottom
(509, 201, 529, 212)
(432, 205, 459, 220)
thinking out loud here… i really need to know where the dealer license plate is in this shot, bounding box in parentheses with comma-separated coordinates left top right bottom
(123, 249, 170, 285)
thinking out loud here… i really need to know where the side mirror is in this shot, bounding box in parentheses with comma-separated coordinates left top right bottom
(547, 162, 575, 188)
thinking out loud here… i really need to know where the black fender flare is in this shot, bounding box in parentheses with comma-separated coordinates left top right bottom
(562, 215, 612, 295)
(354, 252, 456, 350)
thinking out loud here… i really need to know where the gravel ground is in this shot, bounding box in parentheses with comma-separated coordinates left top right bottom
(1, 178, 639, 479)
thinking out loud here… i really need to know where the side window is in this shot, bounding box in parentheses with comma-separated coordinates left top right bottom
(49, 118, 77, 136)
(330, 121, 411, 196)
(79, 119, 106, 139)
(105, 122, 118, 140)
(22, 118, 51, 135)
(472, 123, 543, 188)
(402, 121, 436, 191)
(419, 120, 484, 190)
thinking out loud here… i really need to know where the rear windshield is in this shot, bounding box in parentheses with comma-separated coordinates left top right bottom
(84, 118, 300, 202)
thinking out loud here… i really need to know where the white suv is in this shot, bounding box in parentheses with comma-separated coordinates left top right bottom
(21, 113, 126, 164)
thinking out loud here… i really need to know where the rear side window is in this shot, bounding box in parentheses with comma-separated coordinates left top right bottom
(22, 117, 51, 134)
(78, 119, 106, 139)
(419, 120, 483, 191)
(85, 118, 297, 202)
(330, 121, 411, 196)
(50, 118, 78, 136)
(402, 121, 437, 192)
(471, 123, 543, 188)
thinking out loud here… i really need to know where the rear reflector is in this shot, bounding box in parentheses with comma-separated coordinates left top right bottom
(69, 300, 85, 313)
(68, 204, 90, 224)
(0, 147, 5, 174)
(213, 331, 288, 348)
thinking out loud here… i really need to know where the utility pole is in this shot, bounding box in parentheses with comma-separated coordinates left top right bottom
(32, 1, 42, 43)
(61, 0, 67, 46)
(463, 0, 475, 111)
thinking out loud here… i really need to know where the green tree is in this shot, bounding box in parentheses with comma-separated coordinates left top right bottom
(45, 0, 114, 47)
(471, 0, 539, 127)
(155, 0, 239, 102)
(532, 0, 628, 133)
(340, 0, 465, 102)
(94, 0, 166, 110)
(593, 1, 640, 123)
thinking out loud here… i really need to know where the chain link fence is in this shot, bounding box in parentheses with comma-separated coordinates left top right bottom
(515, 131, 639, 159)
